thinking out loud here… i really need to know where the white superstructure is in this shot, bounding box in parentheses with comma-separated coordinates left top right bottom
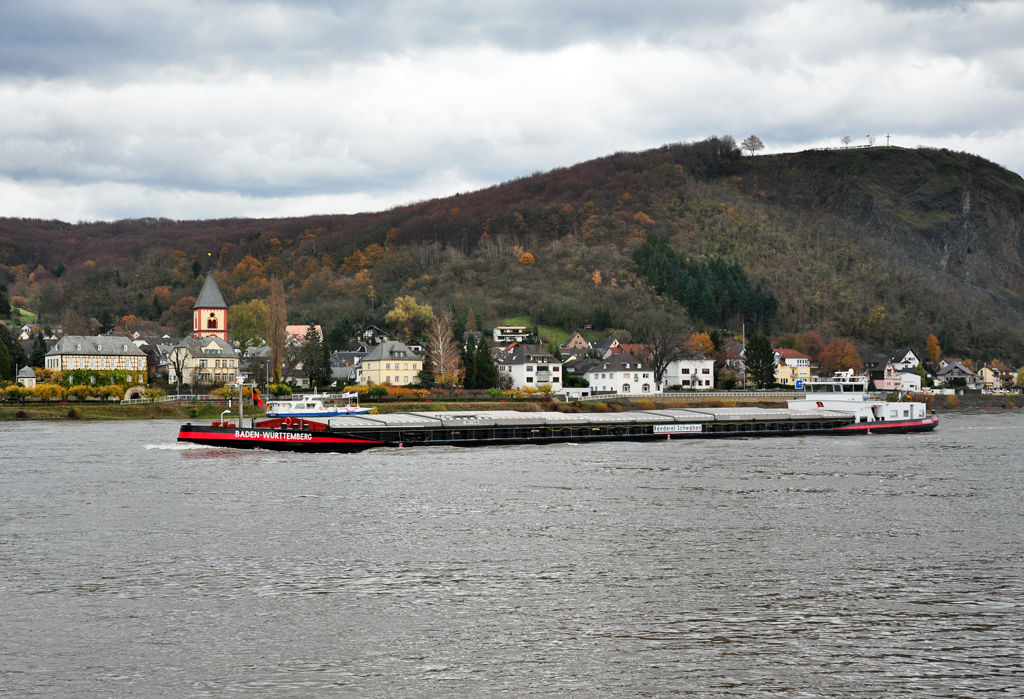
(787, 370, 929, 424)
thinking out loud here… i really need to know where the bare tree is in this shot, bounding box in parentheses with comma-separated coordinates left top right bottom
(167, 345, 191, 394)
(841, 136, 852, 147)
(740, 134, 765, 156)
(632, 309, 690, 390)
(268, 278, 287, 383)
(426, 310, 463, 389)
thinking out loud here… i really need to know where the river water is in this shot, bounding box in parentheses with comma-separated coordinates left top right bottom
(1, 413, 1022, 697)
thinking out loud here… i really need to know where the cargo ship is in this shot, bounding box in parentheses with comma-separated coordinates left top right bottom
(177, 373, 936, 452)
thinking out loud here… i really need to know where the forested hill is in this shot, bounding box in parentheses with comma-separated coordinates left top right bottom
(3, 137, 1024, 362)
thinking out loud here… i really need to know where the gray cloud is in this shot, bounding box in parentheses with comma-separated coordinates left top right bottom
(1, 0, 1022, 221)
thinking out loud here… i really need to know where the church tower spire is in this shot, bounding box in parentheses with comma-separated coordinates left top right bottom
(192, 273, 228, 341)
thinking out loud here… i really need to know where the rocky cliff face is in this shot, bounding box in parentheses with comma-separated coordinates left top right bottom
(739, 147, 1024, 307)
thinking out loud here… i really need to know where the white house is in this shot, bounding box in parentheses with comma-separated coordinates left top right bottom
(897, 371, 922, 392)
(581, 354, 658, 395)
(493, 325, 530, 344)
(495, 343, 560, 389)
(663, 354, 715, 390)
(888, 348, 921, 372)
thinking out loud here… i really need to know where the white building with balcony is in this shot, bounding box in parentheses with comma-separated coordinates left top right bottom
(495, 343, 560, 389)
(492, 325, 530, 345)
(582, 354, 658, 395)
(663, 354, 715, 390)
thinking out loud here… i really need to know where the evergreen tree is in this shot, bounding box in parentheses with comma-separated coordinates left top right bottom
(461, 334, 479, 388)
(417, 353, 435, 387)
(0, 283, 10, 319)
(0, 323, 26, 376)
(746, 332, 776, 388)
(97, 310, 115, 334)
(0, 341, 10, 382)
(301, 324, 330, 386)
(475, 337, 498, 389)
(31, 333, 47, 368)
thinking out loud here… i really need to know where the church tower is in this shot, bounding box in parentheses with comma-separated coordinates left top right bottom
(192, 273, 228, 341)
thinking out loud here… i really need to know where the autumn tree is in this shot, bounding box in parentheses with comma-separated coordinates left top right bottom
(686, 332, 716, 357)
(384, 296, 435, 340)
(740, 135, 765, 156)
(426, 311, 462, 389)
(926, 334, 941, 366)
(268, 278, 287, 383)
(819, 338, 863, 375)
(229, 299, 270, 351)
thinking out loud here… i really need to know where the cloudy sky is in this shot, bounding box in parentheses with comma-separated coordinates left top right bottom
(2, 0, 1022, 221)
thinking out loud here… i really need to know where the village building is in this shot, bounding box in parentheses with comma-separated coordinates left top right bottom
(493, 325, 530, 344)
(588, 337, 620, 359)
(286, 324, 324, 345)
(663, 354, 715, 390)
(560, 331, 589, 351)
(723, 343, 747, 387)
(896, 370, 922, 393)
(774, 348, 811, 387)
(495, 343, 560, 390)
(192, 273, 228, 342)
(359, 340, 422, 386)
(45, 335, 149, 383)
(360, 325, 390, 344)
(888, 348, 921, 372)
(168, 274, 240, 388)
(17, 365, 37, 388)
(580, 353, 657, 395)
(979, 364, 1016, 390)
(168, 336, 240, 386)
(865, 359, 900, 390)
(935, 361, 983, 389)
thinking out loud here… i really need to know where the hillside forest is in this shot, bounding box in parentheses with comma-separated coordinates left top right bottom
(3, 136, 1024, 367)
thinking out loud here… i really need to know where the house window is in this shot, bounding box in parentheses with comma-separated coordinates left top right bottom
(386, 363, 391, 370)
(403, 376, 408, 383)
(386, 376, 390, 382)
(527, 366, 534, 372)
(200, 360, 207, 368)
(643, 384, 650, 392)
(404, 363, 408, 370)
(682, 368, 690, 374)
(526, 377, 533, 383)
(702, 368, 710, 374)
(622, 384, 631, 392)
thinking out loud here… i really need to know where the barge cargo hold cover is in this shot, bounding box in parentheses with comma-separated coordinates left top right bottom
(178, 407, 865, 453)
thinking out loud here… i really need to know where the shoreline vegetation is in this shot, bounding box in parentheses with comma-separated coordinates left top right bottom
(2, 393, 1020, 422)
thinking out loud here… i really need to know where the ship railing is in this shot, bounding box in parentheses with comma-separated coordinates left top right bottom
(120, 394, 253, 406)
(578, 390, 805, 402)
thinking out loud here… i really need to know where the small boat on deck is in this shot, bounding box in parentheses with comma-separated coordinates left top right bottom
(265, 391, 371, 418)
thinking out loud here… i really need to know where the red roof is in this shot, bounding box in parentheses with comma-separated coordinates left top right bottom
(773, 348, 809, 360)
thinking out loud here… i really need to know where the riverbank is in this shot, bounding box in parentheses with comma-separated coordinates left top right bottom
(2, 392, 1017, 421)
(0, 403, 268, 421)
